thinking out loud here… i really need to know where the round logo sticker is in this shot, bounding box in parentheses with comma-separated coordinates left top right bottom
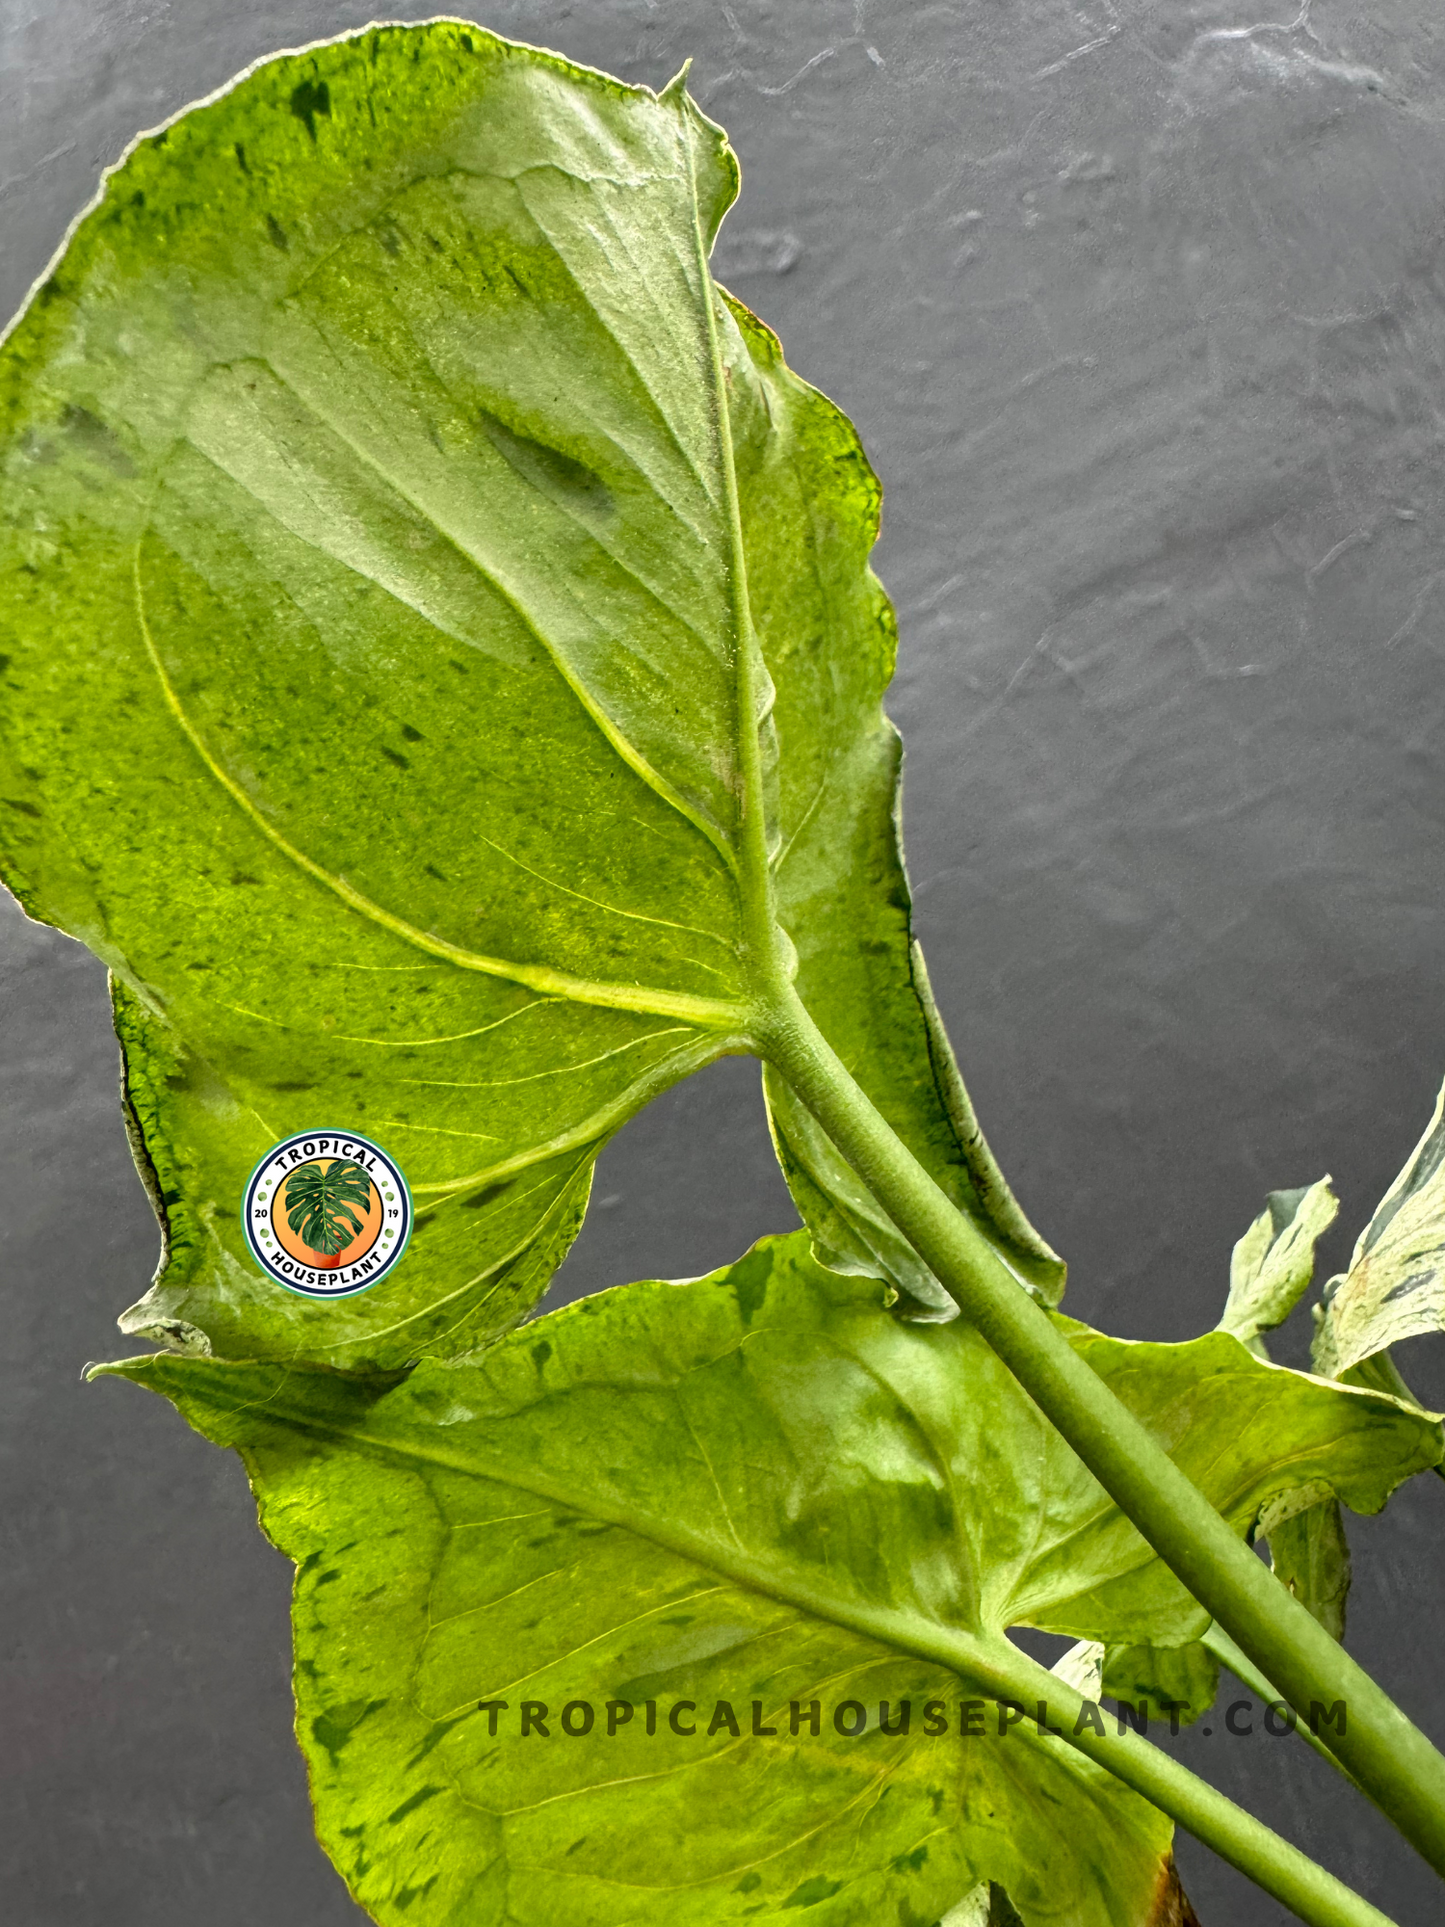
(242, 1130, 411, 1298)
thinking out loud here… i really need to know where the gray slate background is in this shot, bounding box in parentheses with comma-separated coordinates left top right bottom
(4, 2, 1445, 1921)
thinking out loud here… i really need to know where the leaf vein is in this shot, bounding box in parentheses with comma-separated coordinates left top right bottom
(133, 543, 744, 1030)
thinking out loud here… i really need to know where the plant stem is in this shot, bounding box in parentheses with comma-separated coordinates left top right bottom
(1203, 1622, 1367, 1794)
(966, 1639, 1397, 1927)
(758, 980, 1445, 1878)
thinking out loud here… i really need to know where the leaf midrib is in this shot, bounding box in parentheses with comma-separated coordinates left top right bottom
(126, 1357, 1021, 1705)
(677, 100, 780, 975)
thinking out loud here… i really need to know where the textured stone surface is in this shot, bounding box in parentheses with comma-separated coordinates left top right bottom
(4, 3, 1445, 1921)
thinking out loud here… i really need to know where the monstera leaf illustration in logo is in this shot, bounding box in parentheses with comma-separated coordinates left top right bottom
(284, 1160, 373, 1262)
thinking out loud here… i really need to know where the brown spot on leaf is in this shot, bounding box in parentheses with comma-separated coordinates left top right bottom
(1150, 1856, 1202, 1927)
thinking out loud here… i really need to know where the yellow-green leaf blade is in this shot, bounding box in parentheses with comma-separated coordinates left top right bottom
(0, 20, 1058, 1363)
(1219, 1177, 1338, 1355)
(1316, 1070, 1445, 1376)
(0, 25, 764, 1365)
(101, 1230, 1440, 1924)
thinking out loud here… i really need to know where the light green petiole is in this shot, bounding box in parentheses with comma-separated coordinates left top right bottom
(960, 1637, 1396, 1927)
(1203, 1622, 1367, 1795)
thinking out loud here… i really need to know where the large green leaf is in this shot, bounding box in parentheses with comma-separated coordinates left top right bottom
(0, 20, 1057, 1366)
(1314, 1069, 1445, 1377)
(101, 1231, 1439, 1926)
